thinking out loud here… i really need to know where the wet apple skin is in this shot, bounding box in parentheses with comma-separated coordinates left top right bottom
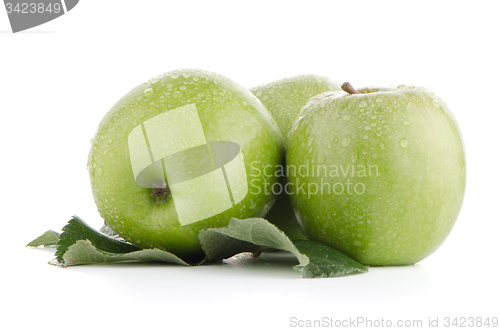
(88, 69, 284, 260)
(287, 86, 466, 266)
(251, 74, 342, 239)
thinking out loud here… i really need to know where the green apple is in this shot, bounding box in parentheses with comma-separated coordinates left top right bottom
(251, 74, 341, 146)
(251, 74, 341, 239)
(88, 69, 284, 260)
(286, 83, 466, 265)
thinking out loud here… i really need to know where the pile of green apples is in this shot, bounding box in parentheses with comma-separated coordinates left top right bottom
(89, 69, 465, 266)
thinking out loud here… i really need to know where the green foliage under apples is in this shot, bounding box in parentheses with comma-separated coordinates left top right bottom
(28, 216, 368, 278)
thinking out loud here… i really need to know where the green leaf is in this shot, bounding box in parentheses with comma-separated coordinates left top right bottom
(55, 216, 140, 262)
(197, 230, 262, 262)
(26, 230, 60, 247)
(29, 216, 366, 277)
(199, 218, 368, 278)
(292, 240, 368, 278)
(50, 240, 190, 267)
(30, 216, 196, 267)
(199, 217, 308, 264)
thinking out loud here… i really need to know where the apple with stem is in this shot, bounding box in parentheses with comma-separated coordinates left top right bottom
(286, 83, 466, 265)
(88, 69, 284, 260)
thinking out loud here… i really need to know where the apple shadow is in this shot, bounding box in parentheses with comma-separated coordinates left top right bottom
(52, 251, 302, 279)
(360, 263, 434, 290)
(220, 251, 307, 279)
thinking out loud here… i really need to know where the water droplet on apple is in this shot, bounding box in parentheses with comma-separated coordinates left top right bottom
(402, 120, 410, 126)
(365, 126, 372, 130)
(342, 136, 351, 146)
(255, 90, 263, 97)
(400, 138, 409, 149)
(371, 115, 377, 120)
(179, 85, 187, 91)
(144, 88, 154, 96)
(169, 72, 180, 79)
(343, 115, 351, 121)
(249, 200, 256, 209)
(359, 101, 367, 108)
(108, 139, 113, 145)
(363, 135, 368, 139)
(307, 136, 315, 146)
(376, 98, 383, 103)
(193, 76, 199, 82)
(149, 78, 161, 85)
(173, 91, 182, 99)
(182, 72, 191, 78)
(327, 142, 333, 150)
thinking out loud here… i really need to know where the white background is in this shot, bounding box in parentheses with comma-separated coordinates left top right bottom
(1, 1, 499, 330)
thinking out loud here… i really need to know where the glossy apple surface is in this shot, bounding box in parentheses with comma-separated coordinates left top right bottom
(251, 74, 341, 239)
(88, 69, 284, 260)
(251, 74, 341, 145)
(287, 85, 466, 265)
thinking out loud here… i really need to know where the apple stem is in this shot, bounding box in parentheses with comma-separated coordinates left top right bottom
(253, 247, 266, 259)
(341, 82, 359, 94)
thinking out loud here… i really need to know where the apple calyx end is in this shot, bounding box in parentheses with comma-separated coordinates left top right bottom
(152, 185, 171, 205)
(341, 82, 359, 94)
